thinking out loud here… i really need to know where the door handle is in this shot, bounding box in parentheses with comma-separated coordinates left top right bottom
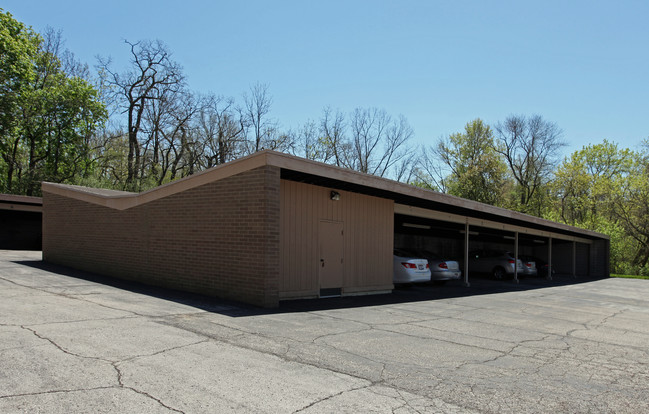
(320, 259, 325, 267)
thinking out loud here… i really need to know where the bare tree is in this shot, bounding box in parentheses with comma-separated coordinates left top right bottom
(344, 108, 414, 178)
(42, 27, 90, 80)
(98, 39, 184, 189)
(243, 82, 275, 153)
(289, 107, 415, 180)
(346, 107, 389, 173)
(143, 89, 198, 186)
(494, 114, 565, 212)
(197, 94, 246, 168)
(293, 120, 320, 160)
(412, 145, 450, 192)
(393, 150, 418, 183)
(320, 107, 346, 166)
(374, 114, 415, 178)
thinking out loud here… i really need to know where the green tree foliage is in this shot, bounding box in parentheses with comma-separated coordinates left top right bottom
(0, 10, 38, 193)
(548, 140, 649, 272)
(609, 143, 649, 270)
(434, 119, 509, 205)
(550, 140, 633, 227)
(0, 10, 107, 195)
(0, 10, 38, 135)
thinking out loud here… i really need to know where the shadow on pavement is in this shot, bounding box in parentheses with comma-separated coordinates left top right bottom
(14, 259, 607, 318)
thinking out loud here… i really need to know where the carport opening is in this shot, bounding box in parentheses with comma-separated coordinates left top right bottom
(394, 214, 591, 283)
(394, 214, 464, 260)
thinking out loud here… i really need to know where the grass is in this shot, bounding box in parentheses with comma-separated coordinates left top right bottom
(611, 274, 649, 280)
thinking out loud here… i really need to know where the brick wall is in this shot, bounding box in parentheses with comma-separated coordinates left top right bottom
(43, 166, 281, 307)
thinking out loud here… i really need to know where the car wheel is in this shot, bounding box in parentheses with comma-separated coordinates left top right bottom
(492, 267, 505, 280)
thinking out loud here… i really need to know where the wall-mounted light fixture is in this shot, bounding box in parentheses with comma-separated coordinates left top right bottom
(330, 191, 341, 201)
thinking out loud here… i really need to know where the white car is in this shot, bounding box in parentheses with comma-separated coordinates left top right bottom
(405, 249, 462, 283)
(393, 249, 431, 283)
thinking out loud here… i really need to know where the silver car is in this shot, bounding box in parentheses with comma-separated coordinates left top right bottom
(468, 249, 524, 279)
(400, 248, 461, 284)
(519, 257, 538, 277)
(393, 249, 431, 284)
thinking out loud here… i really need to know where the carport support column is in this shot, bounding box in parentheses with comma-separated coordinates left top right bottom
(514, 232, 519, 284)
(463, 222, 470, 287)
(547, 237, 553, 281)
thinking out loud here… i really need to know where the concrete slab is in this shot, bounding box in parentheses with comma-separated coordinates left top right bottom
(0, 388, 173, 414)
(1, 250, 648, 413)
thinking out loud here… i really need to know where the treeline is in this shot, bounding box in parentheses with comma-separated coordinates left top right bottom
(1, 10, 648, 274)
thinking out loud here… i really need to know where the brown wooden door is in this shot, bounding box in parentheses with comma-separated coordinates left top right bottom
(319, 221, 344, 291)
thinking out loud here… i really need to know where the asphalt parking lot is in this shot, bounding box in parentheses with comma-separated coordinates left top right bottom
(1, 250, 648, 413)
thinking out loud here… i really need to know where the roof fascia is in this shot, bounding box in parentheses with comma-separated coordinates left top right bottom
(42, 151, 270, 210)
(264, 152, 608, 241)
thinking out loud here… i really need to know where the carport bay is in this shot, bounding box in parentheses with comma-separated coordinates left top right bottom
(394, 204, 608, 286)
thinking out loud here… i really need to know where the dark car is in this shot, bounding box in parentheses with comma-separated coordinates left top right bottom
(519, 255, 555, 278)
(467, 249, 524, 279)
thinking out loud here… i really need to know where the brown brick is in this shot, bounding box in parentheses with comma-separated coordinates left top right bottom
(43, 166, 281, 308)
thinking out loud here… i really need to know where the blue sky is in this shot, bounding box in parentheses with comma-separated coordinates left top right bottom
(4, 0, 648, 157)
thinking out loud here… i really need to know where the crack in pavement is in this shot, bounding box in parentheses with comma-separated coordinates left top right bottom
(291, 382, 374, 413)
(395, 389, 424, 414)
(20, 325, 112, 363)
(0, 275, 148, 318)
(9, 315, 142, 328)
(118, 339, 211, 364)
(111, 362, 186, 414)
(0, 386, 117, 400)
(18, 324, 201, 413)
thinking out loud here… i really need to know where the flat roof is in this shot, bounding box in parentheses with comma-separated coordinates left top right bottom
(42, 150, 608, 241)
(0, 194, 43, 213)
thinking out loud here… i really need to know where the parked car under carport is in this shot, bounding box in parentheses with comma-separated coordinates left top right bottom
(398, 248, 461, 284)
(520, 255, 555, 278)
(467, 249, 524, 279)
(393, 249, 431, 284)
(519, 256, 538, 277)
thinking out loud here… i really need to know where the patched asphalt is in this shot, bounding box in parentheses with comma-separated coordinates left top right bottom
(1, 250, 648, 413)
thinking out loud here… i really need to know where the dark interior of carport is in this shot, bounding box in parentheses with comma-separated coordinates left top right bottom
(394, 213, 592, 283)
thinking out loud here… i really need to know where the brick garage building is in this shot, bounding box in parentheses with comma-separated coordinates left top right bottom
(42, 150, 609, 308)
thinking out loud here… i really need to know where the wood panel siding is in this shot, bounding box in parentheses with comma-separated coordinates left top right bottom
(279, 180, 394, 298)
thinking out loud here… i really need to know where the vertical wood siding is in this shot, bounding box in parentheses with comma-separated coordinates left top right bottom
(279, 180, 394, 297)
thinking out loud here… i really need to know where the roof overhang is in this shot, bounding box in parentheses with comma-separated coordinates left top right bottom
(0, 194, 43, 213)
(42, 150, 608, 242)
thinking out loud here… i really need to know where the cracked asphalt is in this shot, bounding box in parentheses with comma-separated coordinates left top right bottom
(1, 250, 648, 413)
